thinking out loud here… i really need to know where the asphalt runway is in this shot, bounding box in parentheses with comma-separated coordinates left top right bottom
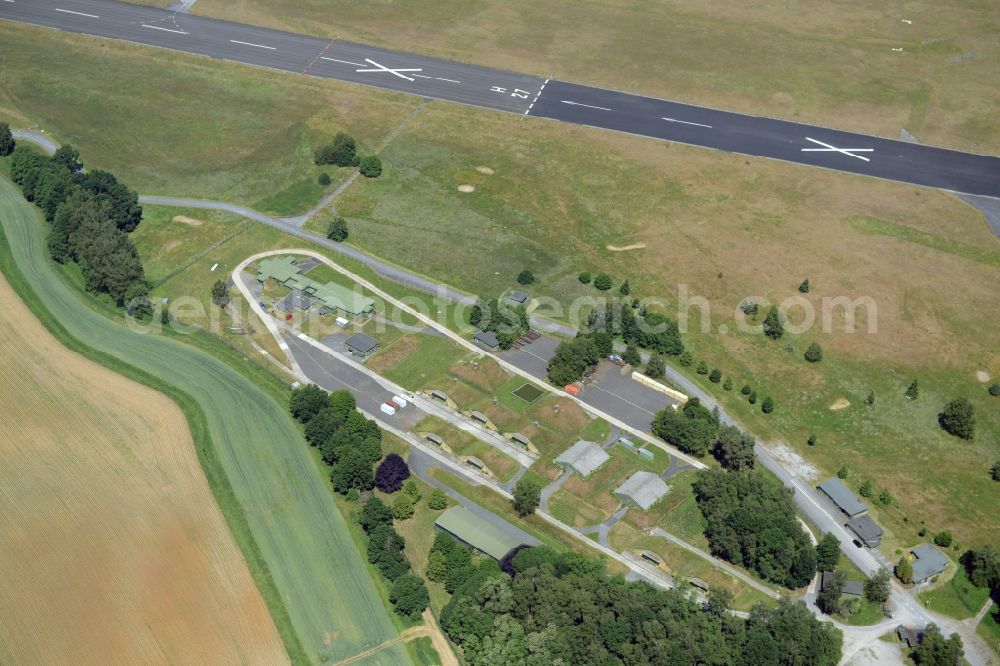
(4, 0, 1000, 197)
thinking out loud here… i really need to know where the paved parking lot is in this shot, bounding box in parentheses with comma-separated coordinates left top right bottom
(501, 334, 679, 435)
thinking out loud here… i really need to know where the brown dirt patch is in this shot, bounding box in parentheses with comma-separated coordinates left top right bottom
(163, 239, 182, 252)
(0, 275, 286, 664)
(367, 334, 420, 375)
(172, 214, 204, 226)
(975, 370, 990, 383)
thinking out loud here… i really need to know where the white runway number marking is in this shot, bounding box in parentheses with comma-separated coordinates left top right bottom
(355, 58, 422, 81)
(662, 117, 712, 128)
(801, 137, 874, 162)
(54, 8, 98, 17)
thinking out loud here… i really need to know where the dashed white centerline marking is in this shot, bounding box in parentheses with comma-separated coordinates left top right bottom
(55, 8, 98, 17)
(412, 74, 432, 79)
(435, 77, 460, 84)
(801, 136, 874, 162)
(561, 100, 611, 111)
(230, 39, 276, 50)
(662, 117, 712, 128)
(321, 57, 365, 67)
(142, 24, 188, 34)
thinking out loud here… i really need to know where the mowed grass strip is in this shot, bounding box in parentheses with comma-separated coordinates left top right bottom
(0, 178, 409, 665)
(0, 23, 418, 212)
(0, 272, 287, 665)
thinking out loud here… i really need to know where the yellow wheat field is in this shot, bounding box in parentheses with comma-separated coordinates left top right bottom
(0, 274, 287, 665)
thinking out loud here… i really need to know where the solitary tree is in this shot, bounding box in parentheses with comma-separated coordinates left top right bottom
(865, 391, 875, 407)
(644, 353, 665, 379)
(679, 351, 694, 367)
(359, 154, 382, 178)
(815, 533, 841, 570)
(622, 344, 641, 367)
(933, 532, 953, 548)
(375, 453, 410, 493)
(804, 342, 823, 363)
(578, 271, 591, 284)
(761, 396, 775, 414)
(618, 280, 631, 296)
(391, 492, 416, 520)
(816, 570, 843, 615)
(389, 574, 429, 619)
(318, 172, 331, 185)
(709, 368, 722, 383)
(0, 122, 14, 156)
(763, 306, 784, 339)
(992, 460, 1000, 482)
(210, 280, 229, 308)
(990, 382, 1000, 397)
(938, 398, 975, 440)
(512, 476, 542, 517)
(798, 278, 810, 293)
(906, 380, 919, 399)
(896, 556, 913, 584)
(740, 384, 751, 395)
(593, 273, 613, 291)
(427, 488, 448, 510)
(722, 377, 733, 391)
(864, 568, 891, 605)
(696, 361, 709, 375)
(327, 217, 348, 242)
(748, 391, 758, 405)
(517, 269, 535, 285)
(809, 433, 818, 447)
(837, 465, 848, 479)
(859, 479, 873, 498)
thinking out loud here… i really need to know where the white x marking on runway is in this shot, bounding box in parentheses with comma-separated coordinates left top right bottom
(801, 137, 874, 162)
(354, 58, 422, 82)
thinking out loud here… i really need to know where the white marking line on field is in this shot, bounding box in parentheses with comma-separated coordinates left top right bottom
(230, 39, 276, 50)
(142, 24, 188, 34)
(801, 137, 873, 162)
(561, 99, 611, 111)
(662, 117, 712, 128)
(54, 8, 98, 17)
(435, 77, 460, 83)
(321, 56, 365, 67)
(525, 77, 550, 116)
(355, 58, 422, 81)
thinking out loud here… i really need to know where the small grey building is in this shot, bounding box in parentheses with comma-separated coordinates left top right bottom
(555, 440, 610, 478)
(910, 544, 949, 584)
(614, 471, 669, 511)
(474, 330, 499, 350)
(507, 290, 528, 304)
(817, 478, 869, 517)
(846, 515, 884, 548)
(344, 332, 380, 358)
(820, 571, 863, 598)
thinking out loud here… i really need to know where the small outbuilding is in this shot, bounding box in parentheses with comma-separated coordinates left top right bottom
(507, 290, 528, 304)
(429, 390, 457, 408)
(846, 515, 884, 548)
(910, 544, 949, 584)
(435, 506, 533, 560)
(468, 410, 497, 430)
(474, 330, 500, 350)
(817, 478, 869, 517)
(555, 440, 610, 478)
(344, 332, 380, 358)
(614, 471, 669, 511)
(897, 626, 924, 648)
(820, 571, 863, 598)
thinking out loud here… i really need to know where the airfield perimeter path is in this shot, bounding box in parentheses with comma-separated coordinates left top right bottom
(4, 0, 1000, 197)
(0, 180, 409, 665)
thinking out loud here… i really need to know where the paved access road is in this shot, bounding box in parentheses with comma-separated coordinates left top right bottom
(5, 0, 1000, 197)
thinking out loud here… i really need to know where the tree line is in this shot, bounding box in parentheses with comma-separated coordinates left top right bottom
(9, 143, 147, 310)
(469, 298, 529, 349)
(438, 545, 841, 665)
(289, 384, 432, 619)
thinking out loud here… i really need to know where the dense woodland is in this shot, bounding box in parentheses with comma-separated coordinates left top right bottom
(9, 143, 147, 309)
(439, 546, 841, 666)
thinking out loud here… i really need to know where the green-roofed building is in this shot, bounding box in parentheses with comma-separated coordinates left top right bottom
(434, 506, 532, 560)
(256, 256, 375, 318)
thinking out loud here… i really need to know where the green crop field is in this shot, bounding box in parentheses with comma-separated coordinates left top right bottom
(0, 178, 410, 665)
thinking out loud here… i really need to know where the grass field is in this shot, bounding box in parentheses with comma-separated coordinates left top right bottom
(0, 178, 410, 665)
(187, 0, 1000, 153)
(0, 24, 417, 213)
(918, 565, 991, 620)
(0, 273, 287, 664)
(4, 13, 997, 551)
